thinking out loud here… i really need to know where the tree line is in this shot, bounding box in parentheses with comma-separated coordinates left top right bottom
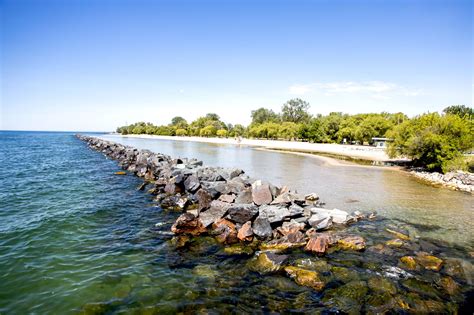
(116, 101, 473, 173)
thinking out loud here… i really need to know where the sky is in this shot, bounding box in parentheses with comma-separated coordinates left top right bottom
(1, 0, 472, 131)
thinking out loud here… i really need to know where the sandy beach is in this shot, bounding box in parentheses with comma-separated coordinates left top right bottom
(115, 134, 393, 162)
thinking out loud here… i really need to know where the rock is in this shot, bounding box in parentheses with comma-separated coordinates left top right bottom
(196, 188, 213, 211)
(218, 194, 235, 203)
(401, 278, 441, 299)
(284, 266, 325, 291)
(386, 239, 404, 247)
(331, 266, 360, 283)
(248, 252, 288, 274)
(322, 281, 368, 312)
(368, 276, 397, 294)
(288, 204, 304, 217)
(308, 213, 333, 230)
(237, 221, 253, 242)
(251, 180, 273, 205)
(115, 171, 126, 175)
(192, 265, 218, 281)
(270, 192, 292, 205)
(305, 234, 332, 254)
(294, 258, 331, 272)
(276, 220, 305, 236)
(337, 235, 366, 251)
(386, 228, 410, 240)
(439, 276, 459, 295)
(198, 200, 231, 227)
(226, 204, 259, 224)
(137, 182, 147, 191)
(223, 244, 254, 255)
(258, 205, 291, 223)
(382, 266, 413, 279)
(212, 219, 238, 244)
(400, 256, 417, 270)
(252, 217, 272, 239)
(310, 208, 350, 224)
(171, 213, 207, 236)
(260, 231, 306, 251)
(305, 193, 319, 201)
(415, 252, 443, 271)
(164, 183, 181, 195)
(184, 175, 201, 193)
(234, 188, 253, 204)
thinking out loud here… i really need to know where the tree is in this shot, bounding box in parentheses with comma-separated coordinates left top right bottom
(200, 125, 217, 137)
(387, 112, 473, 172)
(281, 98, 311, 123)
(250, 108, 280, 125)
(171, 116, 187, 126)
(299, 117, 325, 142)
(278, 122, 299, 140)
(216, 129, 228, 138)
(175, 128, 188, 136)
(443, 105, 473, 120)
(232, 124, 246, 137)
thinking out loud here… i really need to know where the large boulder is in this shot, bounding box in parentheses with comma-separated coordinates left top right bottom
(237, 221, 254, 242)
(171, 213, 206, 236)
(198, 200, 232, 227)
(252, 180, 273, 205)
(258, 205, 291, 223)
(184, 175, 201, 193)
(226, 204, 259, 224)
(308, 213, 333, 230)
(235, 188, 253, 204)
(196, 188, 213, 211)
(212, 218, 238, 244)
(252, 217, 272, 239)
(277, 220, 306, 236)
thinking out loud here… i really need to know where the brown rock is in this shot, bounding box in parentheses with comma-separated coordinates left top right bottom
(196, 188, 213, 211)
(234, 188, 253, 204)
(198, 200, 231, 227)
(337, 235, 366, 251)
(260, 231, 306, 251)
(218, 194, 236, 203)
(284, 266, 325, 291)
(212, 219, 238, 244)
(415, 252, 443, 271)
(252, 181, 273, 205)
(305, 235, 331, 254)
(277, 220, 306, 236)
(237, 221, 253, 242)
(171, 213, 206, 236)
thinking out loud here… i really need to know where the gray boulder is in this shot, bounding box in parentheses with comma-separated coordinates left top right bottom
(226, 204, 259, 224)
(252, 217, 273, 239)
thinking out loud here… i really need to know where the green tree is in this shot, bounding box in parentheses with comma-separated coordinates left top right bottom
(175, 128, 188, 136)
(281, 98, 311, 123)
(387, 112, 474, 172)
(443, 105, 473, 120)
(171, 116, 187, 126)
(299, 117, 325, 142)
(216, 129, 228, 138)
(250, 108, 280, 125)
(200, 125, 217, 137)
(278, 122, 299, 140)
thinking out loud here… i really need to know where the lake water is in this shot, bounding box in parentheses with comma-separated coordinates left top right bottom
(1, 131, 472, 313)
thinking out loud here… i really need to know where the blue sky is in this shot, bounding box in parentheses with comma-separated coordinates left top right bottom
(1, 0, 472, 131)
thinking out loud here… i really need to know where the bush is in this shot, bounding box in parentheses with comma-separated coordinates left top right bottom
(175, 128, 188, 136)
(387, 113, 473, 173)
(216, 129, 228, 138)
(199, 125, 217, 137)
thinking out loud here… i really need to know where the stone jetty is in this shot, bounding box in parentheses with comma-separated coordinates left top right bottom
(78, 135, 369, 254)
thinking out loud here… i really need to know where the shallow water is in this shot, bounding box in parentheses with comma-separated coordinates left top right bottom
(0, 131, 472, 314)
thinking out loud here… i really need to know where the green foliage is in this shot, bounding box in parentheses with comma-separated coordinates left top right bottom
(443, 105, 473, 120)
(278, 122, 300, 140)
(281, 98, 311, 123)
(299, 117, 325, 142)
(216, 129, 228, 138)
(175, 128, 188, 136)
(232, 124, 246, 136)
(200, 125, 217, 137)
(251, 108, 280, 125)
(387, 113, 473, 173)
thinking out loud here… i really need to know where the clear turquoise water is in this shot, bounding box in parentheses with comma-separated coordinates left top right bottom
(1, 131, 473, 314)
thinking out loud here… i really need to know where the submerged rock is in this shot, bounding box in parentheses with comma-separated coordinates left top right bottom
(415, 252, 443, 271)
(400, 256, 417, 270)
(248, 252, 288, 274)
(337, 235, 366, 251)
(171, 213, 206, 236)
(284, 266, 325, 291)
(386, 228, 410, 241)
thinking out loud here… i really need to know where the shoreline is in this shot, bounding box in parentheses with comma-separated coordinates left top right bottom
(111, 134, 396, 162)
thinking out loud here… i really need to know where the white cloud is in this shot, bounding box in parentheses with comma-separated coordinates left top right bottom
(288, 80, 422, 98)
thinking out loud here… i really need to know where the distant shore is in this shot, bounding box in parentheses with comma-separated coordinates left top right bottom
(112, 134, 395, 163)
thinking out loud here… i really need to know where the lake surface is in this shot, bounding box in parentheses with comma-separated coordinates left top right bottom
(1, 131, 472, 314)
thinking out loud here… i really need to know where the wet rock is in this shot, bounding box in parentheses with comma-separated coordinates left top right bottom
(251, 180, 273, 205)
(368, 276, 397, 294)
(184, 175, 201, 193)
(331, 266, 360, 283)
(276, 220, 305, 236)
(252, 217, 272, 239)
(337, 235, 366, 251)
(212, 219, 238, 244)
(385, 239, 404, 247)
(305, 234, 331, 254)
(192, 265, 219, 281)
(248, 252, 288, 274)
(310, 208, 350, 224)
(198, 200, 231, 227)
(196, 188, 213, 211)
(260, 231, 306, 251)
(401, 278, 441, 299)
(171, 213, 206, 236)
(415, 252, 443, 271)
(382, 266, 413, 279)
(115, 171, 126, 175)
(322, 280, 368, 313)
(226, 204, 259, 224)
(284, 266, 325, 291)
(223, 244, 254, 255)
(237, 221, 253, 242)
(234, 188, 253, 204)
(367, 243, 394, 256)
(258, 205, 291, 223)
(400, 256, 417, 270)
(439, 276, 459, 295)
(218, 194, 235, 203)
(137, 182, 147, 191)
(385, 228, 410, 240)
(294, 258, 331, 273)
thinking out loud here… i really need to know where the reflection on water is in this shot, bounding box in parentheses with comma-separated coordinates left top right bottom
(101, 135, 473, 249)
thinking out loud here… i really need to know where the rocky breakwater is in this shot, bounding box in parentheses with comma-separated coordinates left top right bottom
(411, 170, 473, 193)
(78, 135, 473, 313)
